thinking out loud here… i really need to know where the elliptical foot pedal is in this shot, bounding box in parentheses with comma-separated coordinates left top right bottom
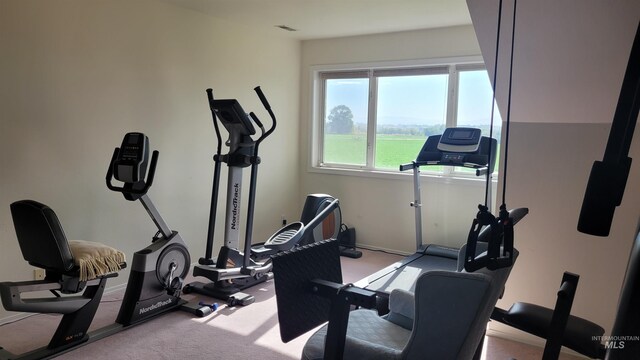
(228, 292, 255, 306)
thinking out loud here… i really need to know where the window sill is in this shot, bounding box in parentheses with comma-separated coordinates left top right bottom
(307, 165, 498, 185)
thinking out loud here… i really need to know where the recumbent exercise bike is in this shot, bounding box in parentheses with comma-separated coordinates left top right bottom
(0, 132, 190, 360)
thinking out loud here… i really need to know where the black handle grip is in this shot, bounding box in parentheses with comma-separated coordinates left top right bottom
(557, 279, 577, 299)
(399, 162, 416, 172)
(476, 167, 488, 176)
(206, 88, 215, 108)
(206, 88, 223, 155)
(254, 86, 271, 110)
(252, 86, 277, 146)
(249, 112, 264, 129)
(143, 151, 159, 191)
(105, 148, 120, 191)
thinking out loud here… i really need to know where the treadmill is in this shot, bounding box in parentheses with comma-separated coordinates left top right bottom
(355, 128, 527, 302)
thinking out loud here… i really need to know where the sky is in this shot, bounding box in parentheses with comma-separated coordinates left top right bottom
(325, 69, 502, 127)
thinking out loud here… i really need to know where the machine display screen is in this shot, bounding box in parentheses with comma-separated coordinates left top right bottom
(436, 127, 482, 154)
(448, 129, 474, 140)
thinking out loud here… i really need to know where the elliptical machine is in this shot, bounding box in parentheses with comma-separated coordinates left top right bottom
(185, 87, 277, 305)
(0, 132, 191, 359)
(185, 88, 345, 306)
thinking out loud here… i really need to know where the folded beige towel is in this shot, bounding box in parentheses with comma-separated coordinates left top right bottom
(68, 240, 126, 281)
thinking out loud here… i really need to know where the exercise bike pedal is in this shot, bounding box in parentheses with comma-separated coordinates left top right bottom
(180, 301, 216, 317)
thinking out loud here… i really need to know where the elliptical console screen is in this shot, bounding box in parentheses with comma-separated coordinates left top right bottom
(212, 99, 256, 136)
(437, 127, 482, 153)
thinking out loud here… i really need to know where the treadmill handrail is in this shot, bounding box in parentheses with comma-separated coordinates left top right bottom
(400, 161, 489, 172)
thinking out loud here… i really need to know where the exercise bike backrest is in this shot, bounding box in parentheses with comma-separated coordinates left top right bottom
(106, 132, 159, 201)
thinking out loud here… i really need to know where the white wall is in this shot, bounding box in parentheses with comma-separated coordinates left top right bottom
(0, 0, 300, 320)
(299, 26, 495, 254)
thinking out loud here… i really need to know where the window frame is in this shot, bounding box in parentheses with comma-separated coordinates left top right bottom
(309, 56, 494, 180)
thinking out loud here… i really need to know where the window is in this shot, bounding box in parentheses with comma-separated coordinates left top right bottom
(314, 61, 501, 176)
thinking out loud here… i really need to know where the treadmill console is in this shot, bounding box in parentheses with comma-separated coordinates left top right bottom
(409, 127, 497, 173)
(437, 127, 482, 153)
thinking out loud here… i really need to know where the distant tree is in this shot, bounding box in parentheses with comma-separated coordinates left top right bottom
(424, 124, 446, 137)
(327, 105, 354, 134)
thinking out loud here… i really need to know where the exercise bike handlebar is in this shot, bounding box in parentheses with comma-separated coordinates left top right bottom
(106, 148, 159, 195)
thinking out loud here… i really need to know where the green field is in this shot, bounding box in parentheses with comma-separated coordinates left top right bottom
(324, 134, 426, 169)
(323, 133, 499, 172)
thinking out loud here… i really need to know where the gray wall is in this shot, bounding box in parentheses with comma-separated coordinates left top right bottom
(467, 0, 640, 343)
(492, 122, 640, 344)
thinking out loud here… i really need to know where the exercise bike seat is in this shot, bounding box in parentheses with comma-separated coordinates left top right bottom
(1, 200, 126, 316)
(8, 200, 126, 283)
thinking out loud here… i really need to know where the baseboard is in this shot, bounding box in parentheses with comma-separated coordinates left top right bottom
(486, 327, 546, 347)
(104, 282, 128, 296)
(486, 326, 587, 358)
(0, 281, 129, 326)
(356, 244, 412, 256)
(0, 312, 35, 326)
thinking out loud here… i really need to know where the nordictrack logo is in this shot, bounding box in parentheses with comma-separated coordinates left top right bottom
(139, 298, 173, 315)
(231, 183, 239, 230)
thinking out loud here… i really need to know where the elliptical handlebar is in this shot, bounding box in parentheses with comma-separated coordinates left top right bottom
(252, 86, 276, 147)
(206, 88, 223, 156)
(106, 148, 159, 196)
(253, 86, 271, 111)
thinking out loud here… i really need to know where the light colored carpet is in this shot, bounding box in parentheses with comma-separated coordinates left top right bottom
(0, 249, 583, 359)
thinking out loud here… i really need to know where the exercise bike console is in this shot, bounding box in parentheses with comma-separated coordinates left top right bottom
(113, 132, 150, 183)
(106, 132, 159, 198)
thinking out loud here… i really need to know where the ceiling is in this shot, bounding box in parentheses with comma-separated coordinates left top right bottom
(157, 0, 472, 40)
